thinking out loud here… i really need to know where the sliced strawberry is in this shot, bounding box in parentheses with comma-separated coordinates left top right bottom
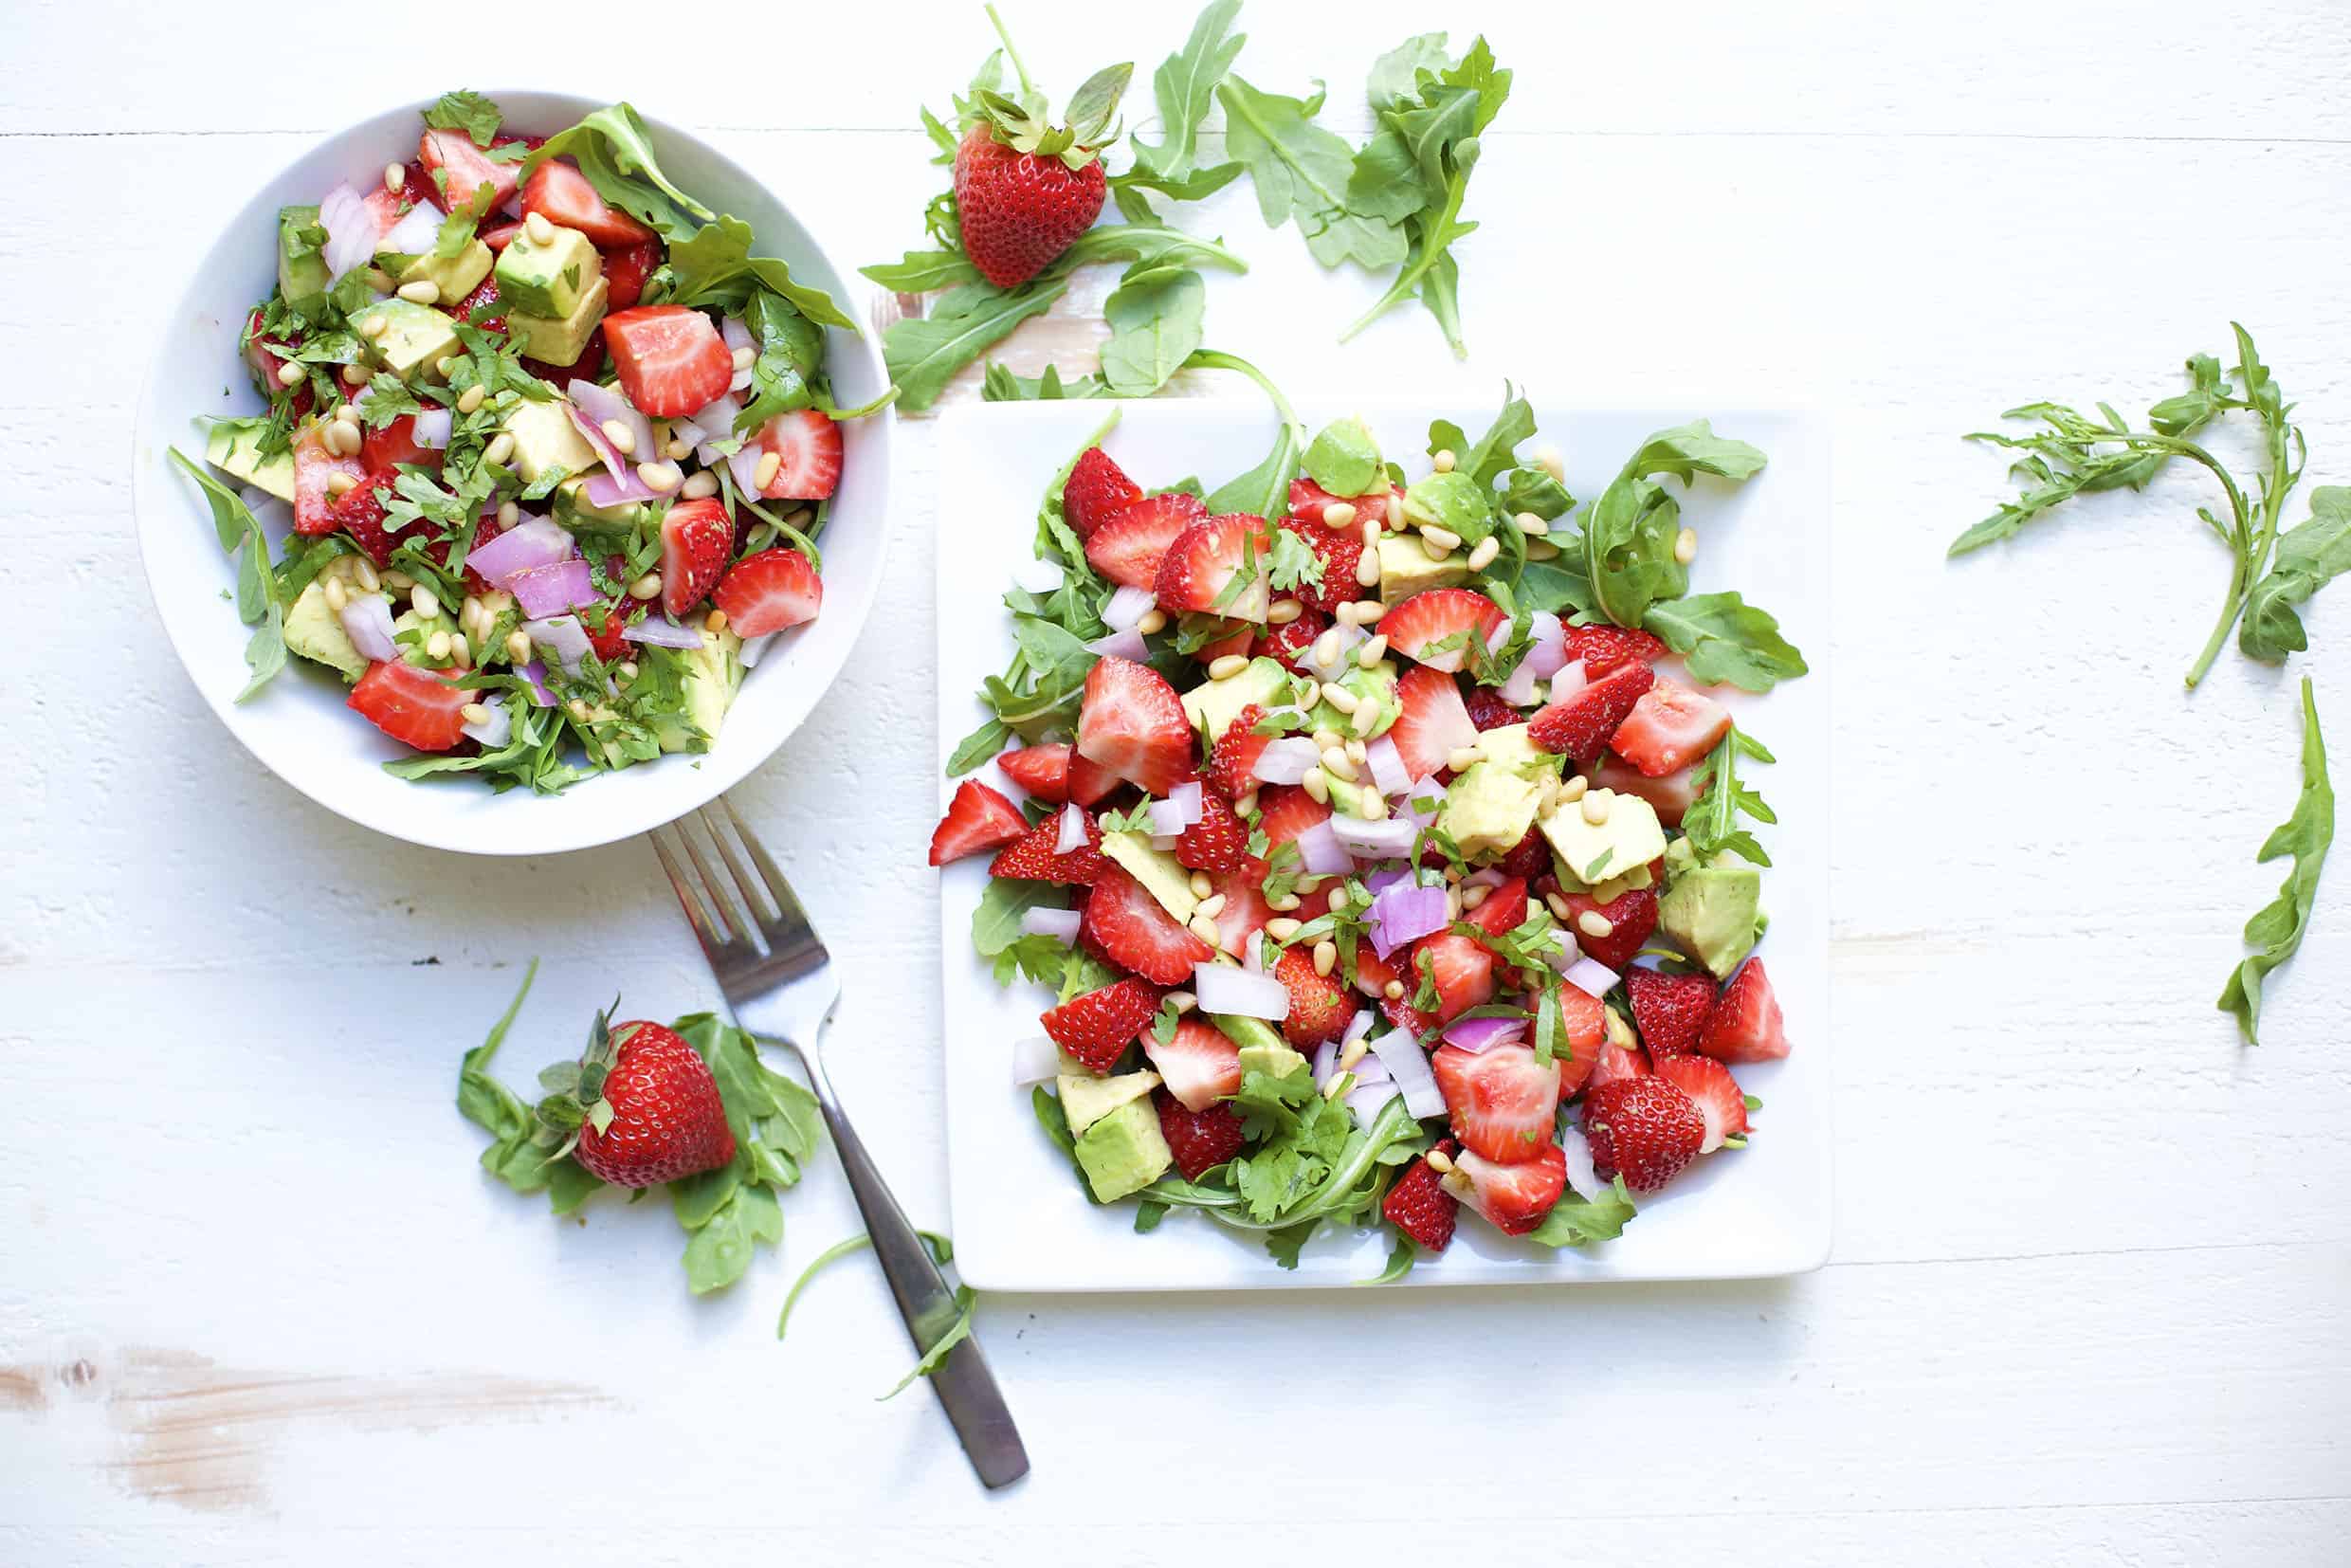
(1610, 677, 1732, 777)
(1353, 945, 1404, 1000)
(1464, 876, 1529, 940)
(397, 161, 443, 211)
(1256, 785, 1332, 849)
(1381, 589, 1505, 674)
(1275, 512, 1363, 613)
(292, 423, 366, 536)
(1500, 825, 1551, 880)
(601, 239, 661, 310)
(756, 409, 843, 501)
(1084, 867, 1214, 984)
(1449, 1144, 1567, 1236)
(1592, 756, 1704, 828)
(1173, 793, 1248, 875)
(1381, 992, 1440, 1040)
(602, 305, 733, 418)
(1413, 932, 1495, 1023)
(1209, 855, 1273, 957)
(521, 158, 653, 246)
(1253, 604, 1329, 672)
(1381, 1138, 1460, 1251)
(1582, 1075, 1705, 1193)
(1386, 665, 1479, 779)
(1651, 1054, 1749, 1153)
(1076, 656, 1193, 796)
(1696, 960, 1791, 1064)
(1529, 663, 1655, 760)
(1287, 477, 1392, 528)
(419, 127, 522, 210)
(347, 661, 470, 751)
(1154, 513, 1271, 622)
(1273, 948, 1351, 1050)
(999, 744, 1071, 802)
(713, 548, 821, 638)
(1563, 624, 1668, 677)
(1203, 704, 1271, 801)
(1196, 624, 1255, 665)
(1561, 885, 1658, 972)
(1042, 976, 1163, 1074)
(360, 413, 444, 472)
(658, 496, 733, 616)
(1587, 1039, 1652, 1092)
(1432, 1042, 1562, 1164)
(986, 809, 1108, 884)
(1625, 966, 1718, 1058)
(929, 780, 1028, 866)
(480, 220, 524, 251)
(1064, 447, 1143, 540)
(328, 475, 399, 565)
(1084, 491, 1205, 590)
(444, 274, 506, 331)
(1142, 1017, 1242, 1112)
(1067, 752, 1121, 805)
(1157, 1093, 1246, 1180)
(1463, 685, 1520, 732)
(1553, 985, 1609, 1098)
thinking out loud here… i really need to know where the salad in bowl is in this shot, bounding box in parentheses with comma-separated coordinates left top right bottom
(169, 90, 880, 797)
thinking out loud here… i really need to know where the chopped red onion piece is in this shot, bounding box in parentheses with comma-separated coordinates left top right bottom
(1295, 619, 1367, 681)
(1292, 819, 1355, 876)
(1444, 1014, 1527, 1052)
(1367, 882, 1449, 958)
(378, 198, 444, 258)
(1525, 611, 1569, 678)
(1366, 866, 1411, 896)
(318, 183, 381, 278)
(1103, 585, 1157, 632)
(460, 693, 510, 748)
(1558, 1121, 1604, 1199)
(519, 660, 556, 706)
(1395, 777, 1446, 830)
(1499, 656, 1540, 707)
(1250, 736, 1322, 785)
(1563, 957, 1619, 998)
(1085, 628, 1149, 662)
(727, 441, 766, 497)
(1170, 780, 1203, 820)
(690, 392, 746, 468)
(1019, 907, 1083, 944)
(522, 614, 591, 674)
(721, 317, 755, 386)
(1055, 803, 1088, 854)
(1332, 814, 1418, 860)
(466, 516, 574, 586)
(1463, 866, 1504, 889)
(338, 592, 398, 662)
(1311, 1038, 1340, 1089)
(1370, 1032, 1448, 1119)
(566, 379, 654, 474)
(1544, 934, 1585, 975)
(1147, 795, 1195, 837)
(1364, 735, 1412, 796)
(1149, 834, 1180, 853)
(737, 631, 778, 668)
(411, 408, 452, 449)
(1245, 932, 1266, 973)
(1011, 1035, 1062, 1087)
(1548, 659, 1588, 702)
(1345, 1080, 1399, 1124)
(507, 558, 601, 619)
(1342, 1009, 1376, 1046)
(622, 617, 705, 650)
(1194, 962, 1290, 1021)
(1353, 1052, 1394, 1085)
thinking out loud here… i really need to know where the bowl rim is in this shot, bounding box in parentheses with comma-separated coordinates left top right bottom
(130, 89, 891, 858)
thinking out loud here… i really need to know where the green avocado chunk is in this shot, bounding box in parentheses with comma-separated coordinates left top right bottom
(493, 222, 601, 319)
(1182, 656, 1291, 741)
(1658, 856, 1763, 978)
(1074, 1096, 1173, 1201)
(282, 579, 367, 680)
(1058, 1067, 1161, 1137)
(363, 297, 463, 382)
(277, 205, 330, 314)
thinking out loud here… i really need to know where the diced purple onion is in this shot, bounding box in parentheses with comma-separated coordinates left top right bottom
(1194, 962, 1290, 1021)
(378, 198, 444, 258)
(411, 408, 452, 449)
(1354, 1052, 1394, 1085)
(1250, 736, 1321, 785)
(519, 660, 556, 706)
(1342, 1009, 1376, 1047)
(622, 617, 705, 650)
(466, 516, 574, 585)
(1463, 866, 1504, 889)
(1367, 882, 1449, 958)
(1558, 1121, 1604, 1199)
(338, 592, 398, 662)
(727, 441, 767, 497)
(1103, 585, 1157, 632)
(1548, 659, 1589, 702)
(460, 693, 510, 748)
(1366, 866, 1411, 896)
(1331, 814, 1418, 861)
(1055, 803, 1088, 854)
(737, 631, 778, 668)
(1525, 611, 1569, 678)
(1499, 657, 1540, 708)
(508, 558, 601, 619)
(1364, 735, 1412, 796)
(1345, 1080, 1399, 1124)
(1150, 833, 1181, 852)
(1170, 779, 1202, 821)
(1085, 627, 1148, 663)
(1311, 1038, 1340, 1089)
(1245, 932, 1266, 973)
(1019, 907, 1083, 943)
(567, 379, 654, 472)
(1563, 957, 1619, 997)
(1295, 619, 1366, 681)
(1395, 777, 1446, 830)
(1292, 819, 1355, 876)
(1444, 1014, 1526, 1053)
(690, 392, 746, 468)
(722, 317, 756, 390)
(522, 614, 591, 674)
(1148, 798, 1194, 836)
(1011, 1035, 1061, 1087)
(1370, 1031, 1448, 1119)
(1545, 935, 1585, 975)
(318, 183, 380, 278)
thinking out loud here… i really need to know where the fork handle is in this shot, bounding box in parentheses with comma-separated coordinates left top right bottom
(799, 1053, 1030, 1489)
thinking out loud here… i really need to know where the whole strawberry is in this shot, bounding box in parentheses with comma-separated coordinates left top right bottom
(952, 39, 1130, 288)
(540, 1013, 738, 1188)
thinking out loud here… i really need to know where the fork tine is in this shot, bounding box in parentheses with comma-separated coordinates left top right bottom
(696, 805, 778, 929)
(676, 811, 758, 950)
(649, 824, 732, 962)
(719, 797, 811, 935)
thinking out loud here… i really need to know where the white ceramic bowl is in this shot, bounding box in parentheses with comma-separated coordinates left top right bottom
(132, 91, 890, 857)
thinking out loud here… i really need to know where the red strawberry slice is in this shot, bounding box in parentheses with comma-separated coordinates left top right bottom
(601, 239, 661, 310)
(1463, 685, 1520, 732)
(1196, 625, 1255, 666)
(1432, 1041, 1562, 1163)
(1592, 756, 1704, 828)
(1142, 1017, 1242, 1112)
(1381, 589, 1505, 674)
(444, 274, 506, 331)
(1084, 491, 1205, 590)
(602, 305, 733, 417)
(1696, 960, 1791, 1064)
(1500, 826, 1550, 880)
(1381, 1138, 1460, 1251)
(1529, 663, 1655, 760)
(996, 744, 1119, 807)
(1554, 985, 1609, 1097)
(1413, 932, 1495, 1022)
(1563, 624, 1668, 677)
(1286, 476, 1391, 529)
(1256, 785, 1332, 849)
(1625, 966, 1718, 1058)
(520, 158, 653, 246)
(1386, 665, 1479, 779)
(1651, 1054, 1749, 1153)
(1157, 1093, 1246, 1181)
(1449, 1144, 1567, 1235)
(658, 496, 733, 617)
(1076, 656, 1193, 796)
(292, 424, 366, 536)
(1273, 947, 1351, 1049)
(1203, 704, 1272, 801)
(360, 413, 443, 472)
(1064, 447, 1143, 539)
(419, 127, 522, 210)
(397, 161, 443, 211)
(1610, 677, 1732, 777)
(347, 660, 471, 751)
(1253, 604, 1330, 672)
(1588, 1038, 1652, 1092)
(328, 475, 400, 565)
(1560, 885, 1658, 972)
(987, 809, 1109, 884)
(1173, 793, 1248, 875)
(929, 780, 1028, 866)
(1582, 1075, 1705, 1193)
(1275, 512, 1363, 613)
(1208, 855, 1273, 956)
(1042, 976, 1164, 1074)
(1463, 876, 1529, 940)
(1154, 513, 1271, 622)
(755, 409, 844, 501)
(1083, 867, 1214, 984)
(481, 220, 524, 251)
(712, 547, 821, 638)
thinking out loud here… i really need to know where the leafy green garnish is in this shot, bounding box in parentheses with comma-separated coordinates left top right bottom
(170, 448, 284, 701)
(423, 89, 503, 147)
(662, 214, 855, 330)
(1122, 0, 1245, 195)
(519, 103, 713, 245)
(1522, 1177, 1639, 1248)
(1681, 725, 1777, 867)
(2241, 487, 2351, 663)
(1303, 414, 1381, 498)
(1218, 75, 1401, 271)
(1578, 420, 1770, 631)
(2218, 678, 2334, 1044)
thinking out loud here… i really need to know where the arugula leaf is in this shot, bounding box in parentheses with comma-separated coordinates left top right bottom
(423, 89, 502, 147)
(1367, 33, 1453, 110)
(982, 361, 1112, 402)
(2240, 487, 2351, 662)
(454, 961, 568, 1194)
(1100, 264, 1206, 397)
(886, 277, 1068, 412)
(731, 289, 824, 435)
(1522, 1177, 1639, 1248)
(1303, 415, 1381, 498)
(1189, 351, 1305, 519)
(860, 248, 983, 292)
(1358, 1233, 1417, 1285)
(1642, 591, 1809, 693)
(170, 448, 285, 701)
(1127, 0, 1246, 184)
(1582, 421, 1769, 629)
(519, 103, 714, 244)
(2218, 677, 2334, 1044)
(1680, 725, 1778, 868)
(662, 214, 854, 329)
(1217, 75, 1404, 270)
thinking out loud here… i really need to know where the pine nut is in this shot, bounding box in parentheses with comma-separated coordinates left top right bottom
(448, 634, 474, 668)
(1351, 600, 1385, 626)
(665, 438, 690, 461)
(1312, 629, 1341, 666)
(498, 501, 519, 528)
(1533, 443, 1565, 483)
(1267, 598, 1303, 626)
(1605, 1005, 1636, 1051)
(1383, 979, 1405, 1000)
(1208, 654, 1248, 681)
(332, 419, 362, 456)
(1425, 1147, 1455, 1174)
(1328, 886, 1351, 914)
(1320, 682, 1359, 714)
(1195, 893, 1229, 920)
(396, 280, 439, 305)
(506, 629, 533, 662)
(1358, 785, 1387, 816)
(1321, 746, 1357, 779)
(1581, 790, 1612, 826)
(1345, 738, 1368, 764)
(426, 629, 452, 660)
(619, 660, 639, 680)
(1431, 448, 1457, 474)
(1312, 939, 1338, 976)
(1420, 526, 1461, 556)
(361, 314, 389, 338)
(1463, 884, 1491, 910)
(1311, 726, 1340, 752)
(1333, 601, 1358, 627)
(340, 362, 369, 386)
(410, 584, 440, 618)
(382, 161, 405, 193)
(322, 577, 349, 611)
(1268, 892, 1302, 912)
(1516, 511, 1550, 537)
(325, 471, 357, 497)
(1361, 517, 1380, 549)
(732, 345, 757, 372)
(1448, 746, 1479, 773)
(1323, 1072, 1354, 1102)
(569, 698, 592, 721)
(681, 470, 719, 501)
(1166, 991, 1197, 1012)
(1356, 551, 1381, 588)
(1578, 911, 1614, 939)
(753, 449, 782, 491)
(1189, 914, 1223, 945)
(483, 432, 516, 466)
(599, 418, 636, 455)
(1297, 876, 1324, 894)
(1188, 871, 1214, 899)
(457, 385, 486, 414)
(275, 360, 305, 387)
(1445, 886, 1463, 921)
(524, 212, 556, 246)
(1302, 771, 1330, 806)
(1234, 790, 1259, 817)
(352, 558, 380, 593)
(1265, 917, 1303, 942)
(1358, 634, 1389, 667)
(460, 702, 490, 725)
(629, 573, 662, 601)
(1546, 891, 1576, 921)
(1467, 537, 1501, 572)
(334, 403, 359, 426)
(435, 356, 457, 377)
(1323, 501, 1357, 528)
(637, 461, 682, 493)
(1561, 775, 1590, 803)
(1338, 1037, 1369, 1071)
(1674, 526, 1699, 565)
(1136, 608, 1167, 636)
(704, 610, 728, 633)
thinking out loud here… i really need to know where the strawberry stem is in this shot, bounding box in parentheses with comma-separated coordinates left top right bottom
(983, 4, 1036, 100)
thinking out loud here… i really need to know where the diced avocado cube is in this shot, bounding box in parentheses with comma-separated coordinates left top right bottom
(1442, 760, 1542, 861)
(554, 474, 647, 531)
(1073, 1096, 1173, 1202)
(502, 397, 597, 486)
(1181, 655, 1290, 741)
(1303, 660, 1399, 739)
(363, 297, 463, 383)
(1058, 1068, 1161, 1135)
(1471, 722, 1543, 778)
(1658, 856, 1763, 978)
(494, 222, 602, 319)
(1567, 861, 1656, 904)
(282, 579, 366, 680)
(1376, 534, 1471, 602)
(205, 418, 295, 504)
(398, 239, 493, 310)
(393, 607, 456, 669)
(1539, 789, 1668, 889)
(507, 274, 610, 370)
(1101, 830, 1199, 923)
(653, 625, 744, 754)
(1234, 1038, 1310, 1081)
(277, 205, 330, 314)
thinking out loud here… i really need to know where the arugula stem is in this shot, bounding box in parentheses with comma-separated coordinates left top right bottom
(982, 5, 1035, 101)
(1180, 349, 1301, 435)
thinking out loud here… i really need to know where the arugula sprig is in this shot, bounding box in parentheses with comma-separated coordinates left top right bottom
(1681, 725, 1777, 867)
(2218, 678, 2334, 1045)
(170, 450, 286, 700)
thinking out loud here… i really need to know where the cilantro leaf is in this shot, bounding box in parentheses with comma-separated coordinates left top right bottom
(2218, 677, 2335, 1044)
(423, 89, 503, 148)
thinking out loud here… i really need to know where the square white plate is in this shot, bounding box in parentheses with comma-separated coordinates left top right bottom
(937, 399, 1832, 1292)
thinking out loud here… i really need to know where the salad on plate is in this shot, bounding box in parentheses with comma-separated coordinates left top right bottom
(176, 90, 867, 793)
(932, 389, 1809, 1275)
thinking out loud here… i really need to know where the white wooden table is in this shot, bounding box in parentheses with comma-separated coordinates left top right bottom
(5, 1, 2347, 1560)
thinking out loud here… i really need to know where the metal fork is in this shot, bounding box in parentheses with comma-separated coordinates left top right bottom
(650, 800, 1030, 1489)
